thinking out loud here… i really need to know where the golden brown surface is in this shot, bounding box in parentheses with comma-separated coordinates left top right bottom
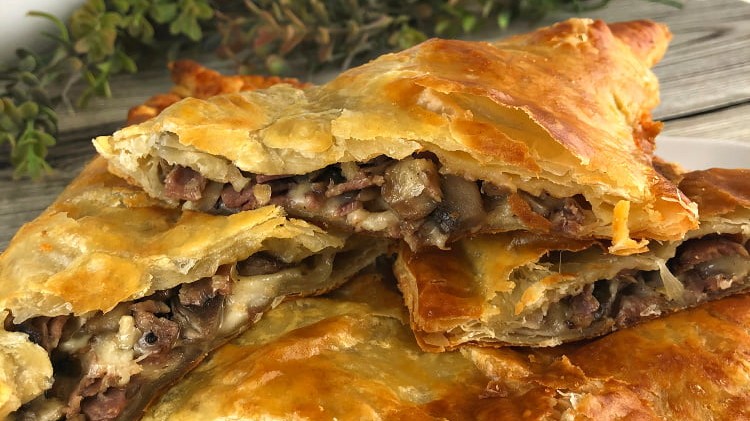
(1, 60, 383, 417)
(95, 19, 697, 243)
(679, 168, 750, 218)
(396, 233, 596, 348)
(144, 274, 503, 421)
(0, 157, 346, 322)
(145, 273, 750, 421)
(127, 60, 310, 125)
(396, 168, 750, 350)
(467, 292, 750, 420)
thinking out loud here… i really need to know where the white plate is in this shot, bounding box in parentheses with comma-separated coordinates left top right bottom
(656, 136, 750, 170)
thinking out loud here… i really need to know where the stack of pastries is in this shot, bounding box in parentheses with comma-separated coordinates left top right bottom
(2, 18, 749, 421)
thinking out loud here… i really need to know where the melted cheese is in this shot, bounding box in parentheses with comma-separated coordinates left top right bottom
(609, 200, 649, 255)
(0, 312, 54, 418)
(221, 253, 336, 335)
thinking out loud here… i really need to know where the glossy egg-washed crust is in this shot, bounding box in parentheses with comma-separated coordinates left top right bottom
(143, 273, 516, 420)
(395, 168, 750, 350)
(94, 18, 697, 243)
(0, 63, 363, 416)
(467, 292, 750, 420)
(144, 273, 750, 420)
(126, 60, 310, 125)
(0, 157, 346, 323)
(678, 168, 750, 219)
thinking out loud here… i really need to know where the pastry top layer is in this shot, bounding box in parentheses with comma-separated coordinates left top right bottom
(94, 18, 697, 242)
(0, 158, 344, 322)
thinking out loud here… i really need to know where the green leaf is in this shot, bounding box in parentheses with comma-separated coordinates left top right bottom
(18, 54, 38, 73)
(648, 0, 684, 8)
(434, 18, 454, 36)
(149, 3, 178, 23)
(389, 25, 427, 50)
(27, 11, 71, 44)
(18, 101, 39, 119)
(20, 71, 41, 86)
(462, 14, 478, 33)
(0, 115, 17, 132)
(497, 11, 511, 30)
(116, 51, 138, 74)
(3, 100, 22, 124)
(112, 0, 131, 14)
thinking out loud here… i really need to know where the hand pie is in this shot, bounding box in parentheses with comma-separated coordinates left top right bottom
(142, 272, 507, 420)
(1, 158, 385, 420)
(394, 168, 750, 350)
(463, 292, 750, 419)
(143, 271, 750, 420)
(94, 18, 696, 251)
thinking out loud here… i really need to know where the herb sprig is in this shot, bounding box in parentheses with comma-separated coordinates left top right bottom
(0, 0, 681, 179)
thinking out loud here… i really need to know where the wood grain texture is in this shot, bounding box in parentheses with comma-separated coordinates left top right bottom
(1, 0, 749, 250)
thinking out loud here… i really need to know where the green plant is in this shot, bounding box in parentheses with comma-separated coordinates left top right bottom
(0, 0, 681, 179)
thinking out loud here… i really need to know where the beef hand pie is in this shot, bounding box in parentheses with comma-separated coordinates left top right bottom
(463, 292, 750, 420)
(144, 272, 750, 420)
(395, 168, 750, 350)
(1, 158, 386, 420)
(94, 18, 696, 252)
(141, 272, 520, 420)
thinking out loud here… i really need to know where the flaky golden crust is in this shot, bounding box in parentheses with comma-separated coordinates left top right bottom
(679, 168, 750, 218)
(466, 293, 750, 420)
(396, 168, 750, 350)
(142, 274, 513, 420)
(95, 19, 697, 243)
(0, 157, 346, 322)
(145, 273, 750, 421)
(127, 60, 310, 124)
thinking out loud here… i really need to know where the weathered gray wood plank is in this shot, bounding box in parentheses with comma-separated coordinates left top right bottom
(663, 102, 750, 141)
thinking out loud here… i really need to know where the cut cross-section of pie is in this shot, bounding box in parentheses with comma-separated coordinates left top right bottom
(94, 18, 696, 251)
(394, 168, 750, 350)
(1, 158, 385, 420)
(142, 269, 750, 420)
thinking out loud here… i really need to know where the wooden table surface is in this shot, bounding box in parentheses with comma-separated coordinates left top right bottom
(1, 0, 749, 250)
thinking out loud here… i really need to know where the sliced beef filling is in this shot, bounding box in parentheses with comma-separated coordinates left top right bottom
(670, 235, 750, 293)
(552, 234, 750, 332)
(10, 253, 315, 421)
(161, 155, 595, 249)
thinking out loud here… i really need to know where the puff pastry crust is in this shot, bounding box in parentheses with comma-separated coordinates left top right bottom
(127, 60, 310, 125)
(2, 61, 378, 420)
(0, 157, 349, 322)
(144, 272, 750, 421)
(144, 273, 504, 420)
(395, 168, 750, 350)
(94, 18, 697, 248)
(1, 158, 385, 420)
(465, 292, 750, 420)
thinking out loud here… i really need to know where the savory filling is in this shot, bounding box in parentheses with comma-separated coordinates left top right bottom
(8, 251, 340, 421)
(536, 234, 750, 336)
(161, 155, 595, 249)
